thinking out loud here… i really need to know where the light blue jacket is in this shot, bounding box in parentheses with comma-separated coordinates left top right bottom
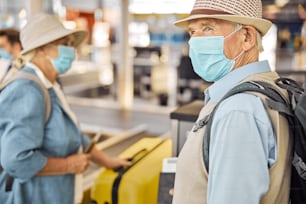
(0, 67, 90, 204)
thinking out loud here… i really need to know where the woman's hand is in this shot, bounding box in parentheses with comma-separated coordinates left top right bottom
(89, 145, 131, 170)
(104, 157, 131, 169)
(36, 154, 90, 176)
(66, 153, 90, 174)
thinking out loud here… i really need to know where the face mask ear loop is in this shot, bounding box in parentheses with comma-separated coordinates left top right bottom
(228, 49, 245, 72)
(231, 25, 245, 62)
(233, 50, 244, 61)
(225, 24, 244, 71)
(224, 24, 243, 40)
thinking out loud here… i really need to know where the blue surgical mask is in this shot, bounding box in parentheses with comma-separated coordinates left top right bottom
(188, 28, 243, 82)
(0, 48, 13, 61)
(51, 45, 75, 74)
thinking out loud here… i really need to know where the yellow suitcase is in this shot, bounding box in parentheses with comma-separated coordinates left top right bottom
(90, 137, 172, 204)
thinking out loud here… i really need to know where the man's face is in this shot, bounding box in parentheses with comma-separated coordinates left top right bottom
(0, 36, 13, 55)
(187, 18, 244, 60)
(0, 35, 21, 59)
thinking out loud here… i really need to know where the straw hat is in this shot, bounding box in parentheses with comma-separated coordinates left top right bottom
(174, 0, 272, 36)
(20, 13, 87, 55)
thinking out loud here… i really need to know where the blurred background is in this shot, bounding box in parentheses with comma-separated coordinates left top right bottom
(2, 0, 306, 110)
(2, 1, 306, 203)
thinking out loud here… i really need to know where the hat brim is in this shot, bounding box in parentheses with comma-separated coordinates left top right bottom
(174, 14, 272, 36)
(21, 29, 87, 55)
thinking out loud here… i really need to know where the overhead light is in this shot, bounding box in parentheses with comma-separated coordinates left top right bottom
(275, 0, 289, 7)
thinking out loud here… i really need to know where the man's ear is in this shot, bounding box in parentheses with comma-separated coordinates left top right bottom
(241, 26, 257, 51)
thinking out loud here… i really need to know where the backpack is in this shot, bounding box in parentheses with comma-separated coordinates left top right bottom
(203, 77, 306, 204)
(0, 70, 51, 192)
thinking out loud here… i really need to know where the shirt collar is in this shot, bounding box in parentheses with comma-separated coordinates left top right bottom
(204, 60, 271, 104)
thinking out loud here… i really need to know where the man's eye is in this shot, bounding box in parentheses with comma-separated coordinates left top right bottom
(189, 30, 195, 36)
(203, 27, 212, 32)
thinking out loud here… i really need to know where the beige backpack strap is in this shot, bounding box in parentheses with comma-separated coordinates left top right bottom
(0, 71, 51, 123)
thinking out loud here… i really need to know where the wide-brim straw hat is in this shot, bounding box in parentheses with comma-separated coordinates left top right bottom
(20, 13, 87, 55)
(174, 0, 272, 36)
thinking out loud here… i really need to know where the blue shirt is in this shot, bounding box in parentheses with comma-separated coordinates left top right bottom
(205, 60, 276, 204)
(0, 67, 90, 204)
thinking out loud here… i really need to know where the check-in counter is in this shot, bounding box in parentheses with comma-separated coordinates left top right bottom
(170, 100, 203, 156)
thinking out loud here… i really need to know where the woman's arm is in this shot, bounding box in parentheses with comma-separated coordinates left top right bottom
(36, 153, 90, 176)
(89, 146, 130, 169)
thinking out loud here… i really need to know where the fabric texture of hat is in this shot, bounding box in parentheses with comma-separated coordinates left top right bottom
(20, 13, 87, 55)
(174, 0, 272, 36)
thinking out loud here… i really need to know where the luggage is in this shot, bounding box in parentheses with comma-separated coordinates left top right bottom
(90, 137, 172, 204)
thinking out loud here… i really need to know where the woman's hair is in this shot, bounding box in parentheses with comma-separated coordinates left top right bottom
(13, 50, 35, 70)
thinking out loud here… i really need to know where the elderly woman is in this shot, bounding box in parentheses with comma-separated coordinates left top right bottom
(0, 13, 129, 204)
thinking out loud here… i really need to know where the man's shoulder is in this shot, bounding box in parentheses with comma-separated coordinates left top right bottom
(216, 92, 266, 117)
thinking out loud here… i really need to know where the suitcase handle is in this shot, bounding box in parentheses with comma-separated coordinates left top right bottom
(113, 148, 148, 172)
(128, 148, 148, 162)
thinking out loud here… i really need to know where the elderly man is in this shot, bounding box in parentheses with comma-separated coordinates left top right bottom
(172, 0, 292, 204)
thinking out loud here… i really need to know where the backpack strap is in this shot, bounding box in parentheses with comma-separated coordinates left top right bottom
(203, 80, 290, 171)
(1, 71, 51, 123)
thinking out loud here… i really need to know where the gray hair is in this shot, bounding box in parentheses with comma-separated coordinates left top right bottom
(256, 31, 264, 52)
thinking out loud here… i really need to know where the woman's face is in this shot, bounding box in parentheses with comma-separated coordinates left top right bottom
(31, 35, 76, 79)
(42, 36, 74, 58)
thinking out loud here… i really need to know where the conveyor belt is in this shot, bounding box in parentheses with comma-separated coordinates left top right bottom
(70, 103, 172, 136)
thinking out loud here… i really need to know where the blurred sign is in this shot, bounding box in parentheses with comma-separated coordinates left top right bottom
(129, 0, 196, 14)
(62, 0, 100, 11)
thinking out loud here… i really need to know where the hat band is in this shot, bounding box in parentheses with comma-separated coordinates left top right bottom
(191, 9, 232, 15)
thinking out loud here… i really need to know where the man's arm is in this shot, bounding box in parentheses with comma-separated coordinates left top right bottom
(207, 94, 275, 204)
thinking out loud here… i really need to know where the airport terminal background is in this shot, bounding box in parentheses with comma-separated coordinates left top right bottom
(1, 0, 306, 203)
